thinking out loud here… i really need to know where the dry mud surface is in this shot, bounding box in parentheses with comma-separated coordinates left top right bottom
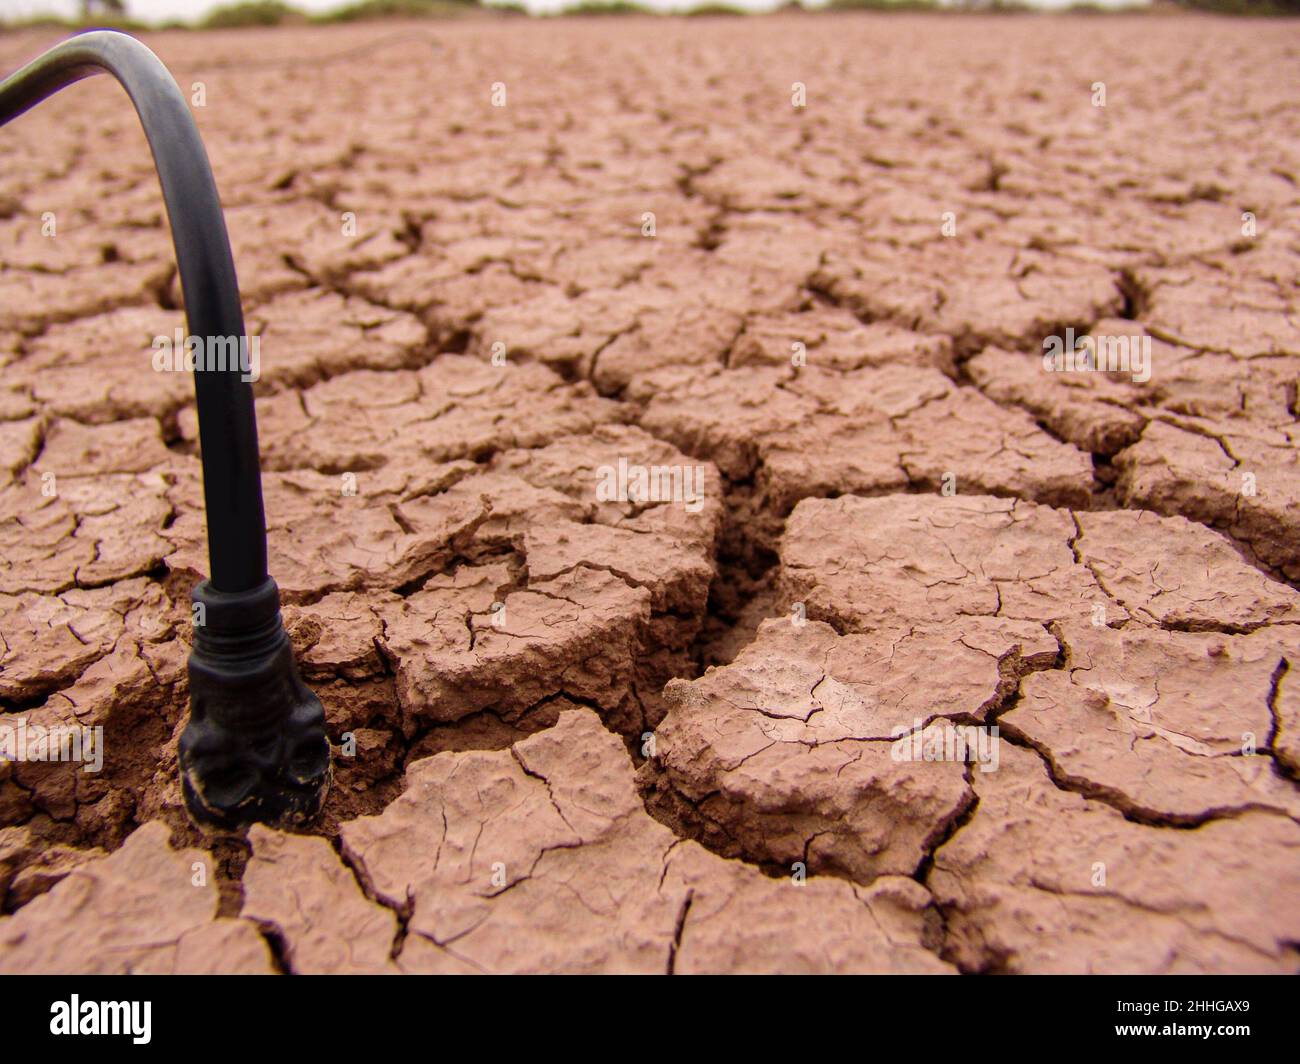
(1, 13, 1299, 974)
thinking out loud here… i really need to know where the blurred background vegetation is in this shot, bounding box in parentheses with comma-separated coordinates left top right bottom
(1, 0, 1295, 34)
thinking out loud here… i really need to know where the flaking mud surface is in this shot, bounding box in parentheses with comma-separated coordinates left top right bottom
(1, 13, 1298, 973)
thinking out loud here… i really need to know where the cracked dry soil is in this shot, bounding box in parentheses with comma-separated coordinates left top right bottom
(1, 12, 1299, 975)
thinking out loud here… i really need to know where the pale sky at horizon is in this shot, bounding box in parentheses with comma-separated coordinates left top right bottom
(0, 0, 1149, 25)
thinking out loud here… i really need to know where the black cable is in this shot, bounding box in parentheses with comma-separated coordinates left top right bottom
(1, 31, 330, 829)
(0, 29, 267, 594)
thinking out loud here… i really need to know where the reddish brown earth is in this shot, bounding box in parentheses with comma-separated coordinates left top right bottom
(1, 12, 1298, 974)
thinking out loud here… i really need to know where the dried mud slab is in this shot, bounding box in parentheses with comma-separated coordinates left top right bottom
(640, 616, 1048, 882)
(242, 825, 400, 975)
(0, 472, 172, 595)
(0, 262, 173, 337)
(966, 343, 1146, 456)
(778, 494, 1114, 634)
(1072, 509, 1300, 631)
(638, 363, 1093, 517)
(1137, 261, 1299, 362)
(1003, 622, 1300, 824)
(224, 420, 722, 820)
(263, 420, 722, 717)
(1115, 418, 1300, 580)
(10, 309, 192, 424)
(643, 492, 1300, 966)
(166, 462, 493, 601)
(931, 744, 1300, 974)
(1, 639, 190, 851)
(808, 242, 1124, 357)
(324, 709, 950, 974)
(0, 826, 105, 912)
(378, 564, 651, 730)
(245, 357, 626, 474)
(0, 821, 272, 974)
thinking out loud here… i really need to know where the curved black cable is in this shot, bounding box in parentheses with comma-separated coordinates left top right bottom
(0, 29, 267, 594)
(0, 31, 329, 830)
